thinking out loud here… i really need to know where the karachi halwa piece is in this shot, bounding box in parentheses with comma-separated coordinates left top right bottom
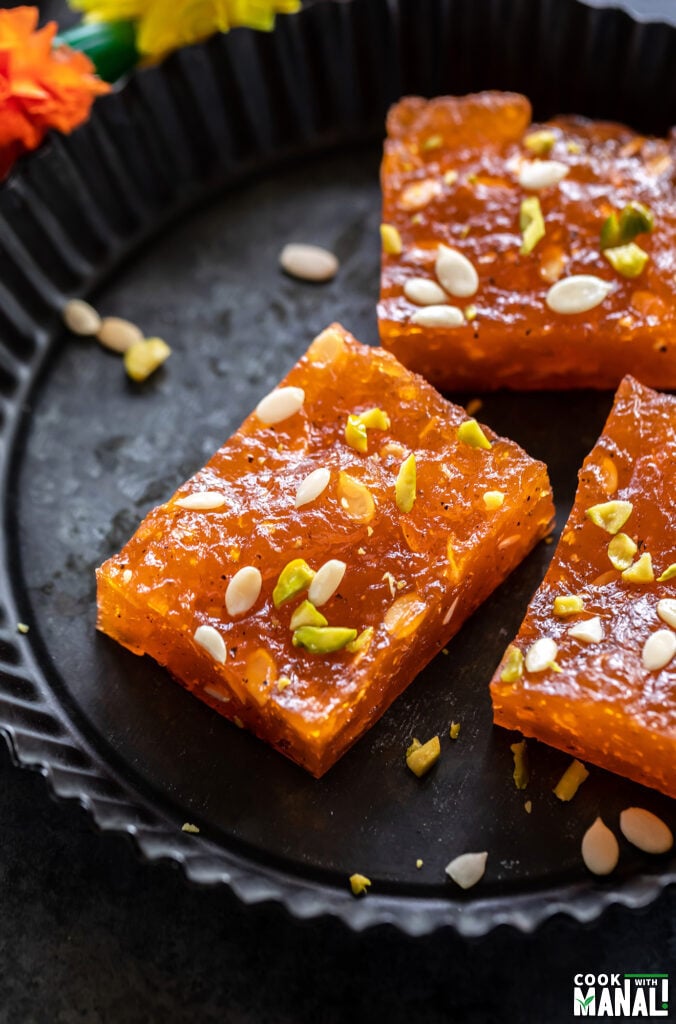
(491, 376, 676, 798)
(97, 324, 554, 777)
(378, 91, 676, 390)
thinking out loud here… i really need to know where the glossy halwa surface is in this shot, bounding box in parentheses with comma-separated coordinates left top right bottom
(491, 376, 676, 797)
(378, 92, 676, 390)
(97, 324, 553, 777)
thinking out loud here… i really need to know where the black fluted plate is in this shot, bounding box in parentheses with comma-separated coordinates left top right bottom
(1, 0, 675, 937)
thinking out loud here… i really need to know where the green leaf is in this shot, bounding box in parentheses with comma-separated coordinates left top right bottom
(56, 20, 139, 83)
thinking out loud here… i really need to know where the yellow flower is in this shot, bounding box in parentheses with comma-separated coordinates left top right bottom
(70, 0, 300, 59)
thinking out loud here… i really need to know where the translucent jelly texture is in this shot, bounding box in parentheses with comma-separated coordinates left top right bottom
(97, 324, 553, 777)
(378, 91, 676, 390)
(491, 376, 676, 797)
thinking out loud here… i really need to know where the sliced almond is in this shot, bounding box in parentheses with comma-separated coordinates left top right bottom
(619, 807, 673, 854)
(581, 817, 619, 876)
(225, 566, 262, 617)
(445, 851, 488, 889)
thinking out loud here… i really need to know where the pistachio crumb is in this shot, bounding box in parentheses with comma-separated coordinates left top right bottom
(422, 133, 443, 151)
(443, 169, 458, 186)
(553, 595, 584, 617)
(553, 759, 589, 801)
(658, 563, 676, 582)
(416, 858, 424, 869)
(524, 129, 556, 156)
(16, 622, 29, 634)
(182, 822, 200, 834)
(585, 499, 633, 534)
(567, 141, 582, 154)
(346, 627, 373, 654)
(511, 739, 529, 790)
(604, 242, 649, 279)
(349, 873, 371, 896)
(500, 645, 524, 683)
(380, 224, 402, 255)
(395, 453, 417, 513)
(622, 552, 654, 584)
(524, 800, 533, 814)
(345, 407, 390, 454)
(607, 532, 637, 571)
(519, 196, 546, 255)
(406, 735, 441, 777)
(483, 490, 505, 511)
(276, 676, 291, 691)
(273, 559, 315, 608)
(292, 625, 357, 654)
(124, 337, 171, 382)
(457, 418, 492, 450)
(464, 304, 478, 321)
(600, 201, 653, 250)
(449, 721, 461, 740)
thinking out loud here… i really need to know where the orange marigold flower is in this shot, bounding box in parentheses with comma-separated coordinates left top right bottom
(0, 6, 110, 179)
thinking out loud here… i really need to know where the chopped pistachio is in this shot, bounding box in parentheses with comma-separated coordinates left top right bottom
(289, 600, 328, 630)
(607, 532, 638, 571)
(124, 337, 171, 382)
(585, 499, 633, 535)
(422, 133, 443, 151)
(276, 676, 291, 691)
(553, 759, 589, 801)
(182, 822, 200, 833)
(406, 735, 441, 777)
(483, 490, 505, 511)
(524, 799, 533, 813)
(600, 201, 654, 250)
(449, 721, 461, 740)
(345, 407, 391, 454)
(604, 242, 649, 278)
(292, 625, 357, 654)
(658, 563, 676, 582)
(380, 223, 402, 255)
(622, 551, 654, 584)
(464, 304, 478, 321)
(416, 858, 424, 869)
(500, 645, 524, 683)
(567, 140, 582, 155)
(511, 739, 529, 790)
(395, 453, 417, 513)
(273, 558, 315, 608)
(16, 622, 29, 634)
(443, 169, 458, 185)
(345, 414, 368, 453)
(519, 196, 546, 255)
(524, 129, 556, 155)
(349, 873, 371, 896)
(360, 407, 391, 430)
(346, 626, 373, 654)
(457, 418, 492, 450)
(553, 595, 584, 617)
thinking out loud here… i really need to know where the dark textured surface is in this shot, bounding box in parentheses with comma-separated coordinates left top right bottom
(11, 142, 676, 929)
(0, 0, 675, 1018)
(2, 739, 675, 1023)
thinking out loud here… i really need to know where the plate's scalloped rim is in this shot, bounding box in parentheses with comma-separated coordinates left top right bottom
(0, 0, 675, 938)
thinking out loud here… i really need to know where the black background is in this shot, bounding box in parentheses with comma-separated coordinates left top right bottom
(1, 1, 675, 1022)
